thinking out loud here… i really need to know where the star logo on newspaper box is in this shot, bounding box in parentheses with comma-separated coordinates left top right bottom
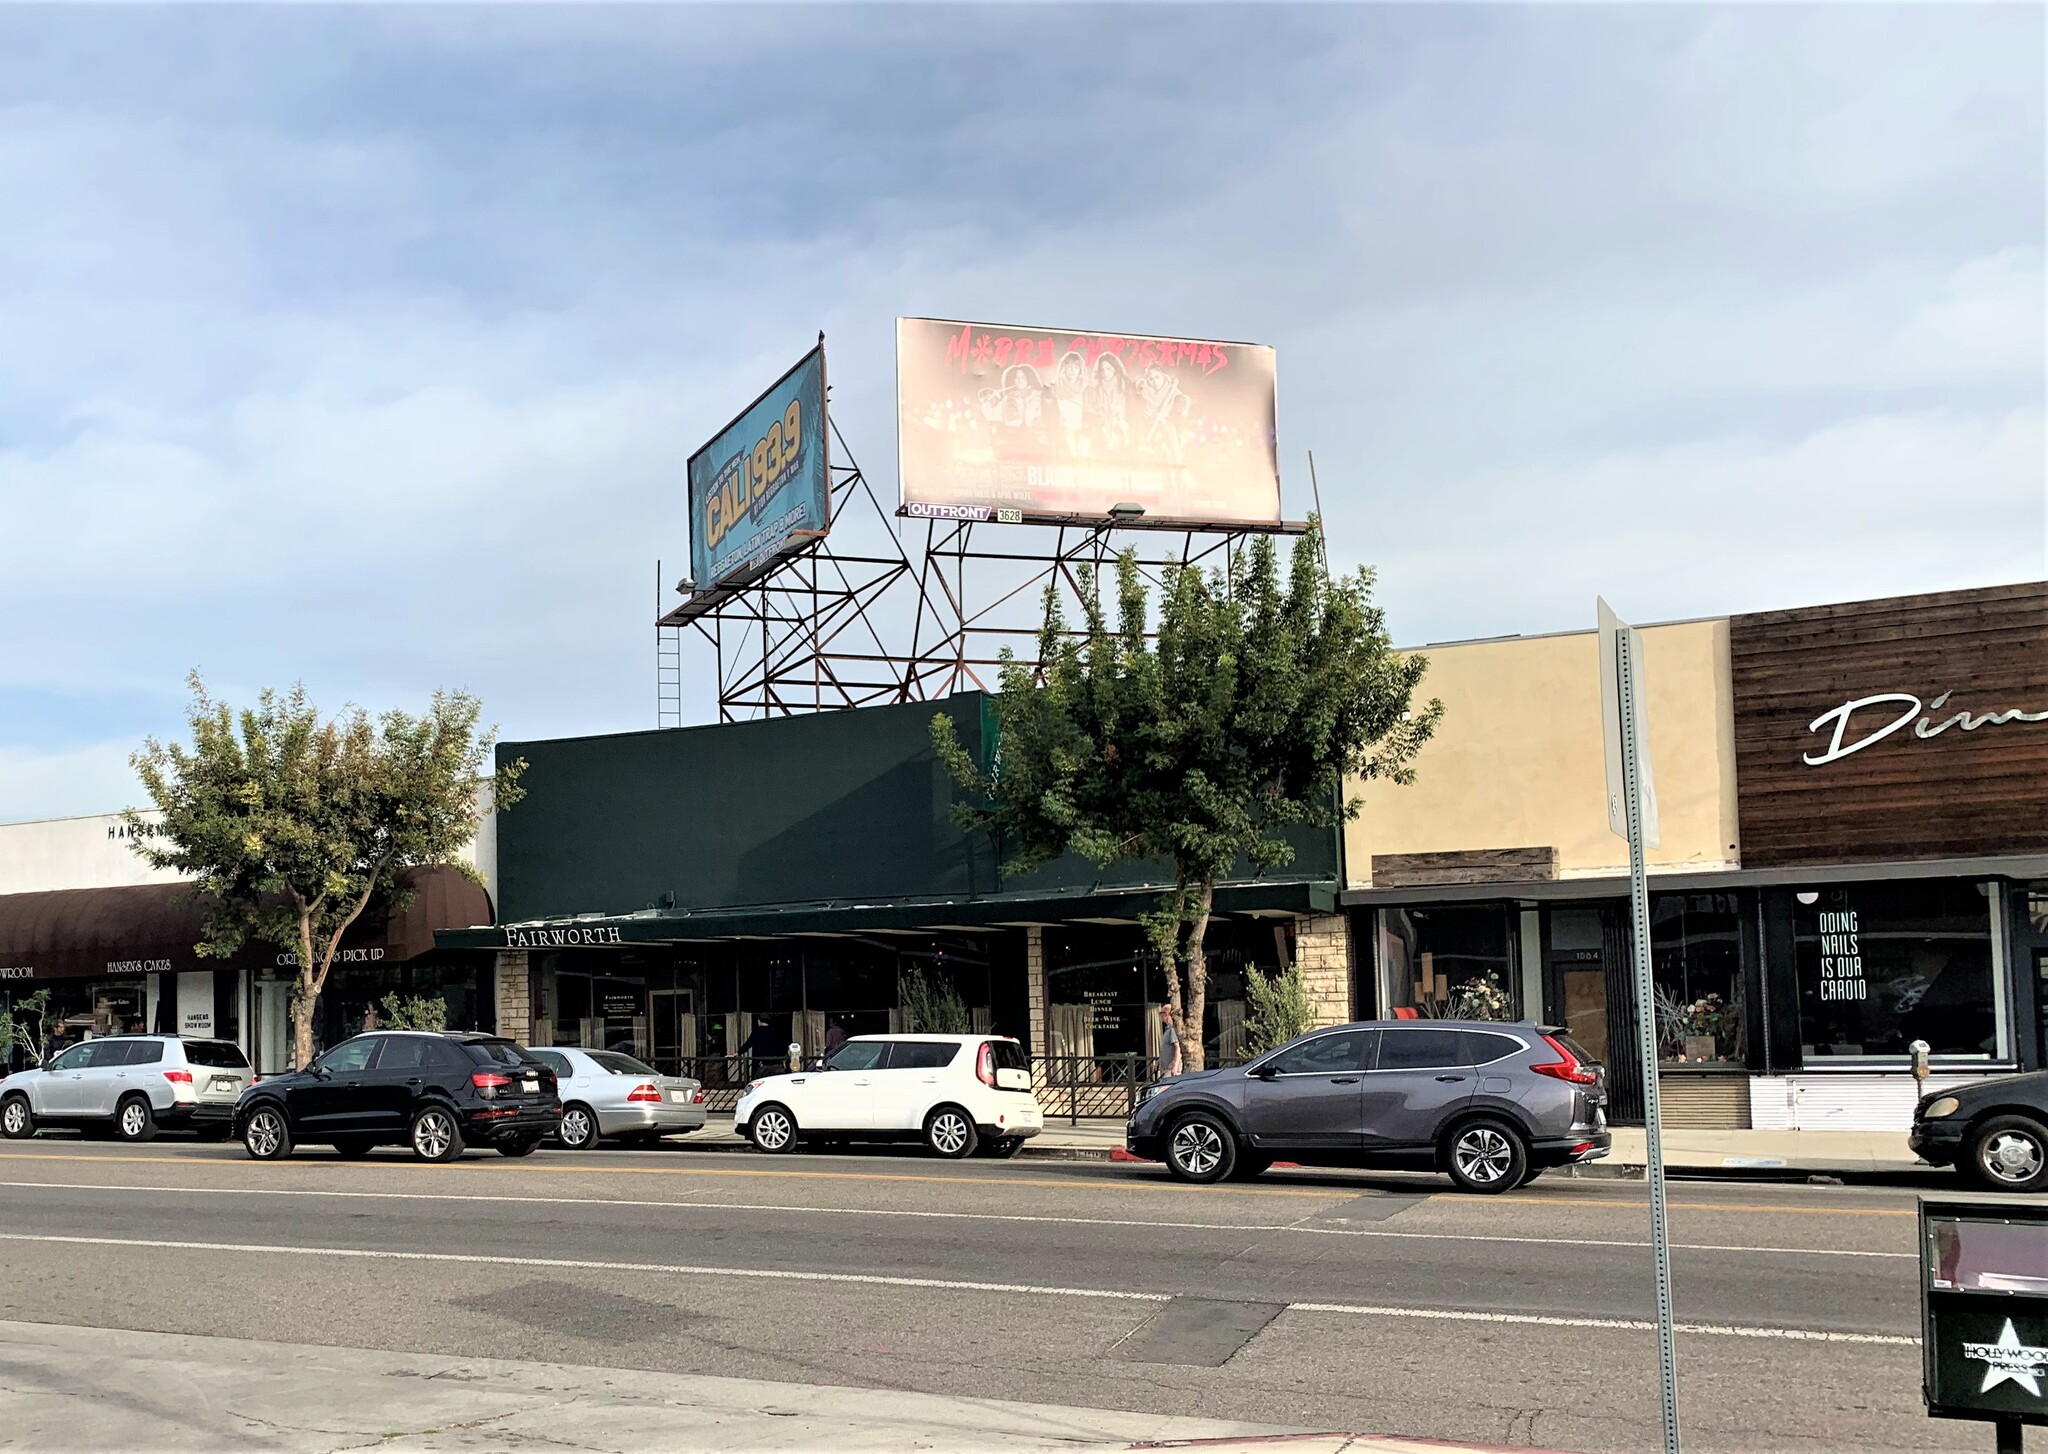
(1964, 1319, 2048, 1397)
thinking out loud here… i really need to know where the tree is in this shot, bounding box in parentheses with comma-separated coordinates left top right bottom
(1243, 961, 1317, 1057)
(900, 966, 973, 1034)
(379, 992, 449, 1032)
(932, 519, 1440, 1071)
(127, 674, 522, 1069)
(0, 987, 52, 1069)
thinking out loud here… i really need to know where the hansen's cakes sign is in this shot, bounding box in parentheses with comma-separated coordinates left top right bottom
(1730, 582, 2048, 869)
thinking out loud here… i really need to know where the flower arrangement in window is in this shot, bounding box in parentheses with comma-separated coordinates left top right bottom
(1444, 977, 1512, 1022)
(1654, 987, 1732, 1062)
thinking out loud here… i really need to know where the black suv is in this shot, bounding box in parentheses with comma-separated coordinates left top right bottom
(234, 1031, 560, 1162)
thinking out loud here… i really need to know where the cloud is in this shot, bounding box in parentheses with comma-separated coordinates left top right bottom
(0, 742, 145, 823)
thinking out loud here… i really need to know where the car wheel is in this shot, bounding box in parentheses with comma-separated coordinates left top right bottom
(242, 1105, 293, 1161)
(1515, 1163, 1545, 1189)
(558, 1103, 600, 1150)
(113, 1095, 157, 1144)
(332, 1137, 376, 1159)
(1164, 1111, 1238, 1184)
(749, 1103, 798, 1154)
(497, 1136, 541, 1158)
(410, 1105, 465, 1163)
(1969, 1115, 2048, 1193)
(0, 1095, 34, 1140)
(924, 1105, 978, 1159)
(1445, 1118, 1528, 1195)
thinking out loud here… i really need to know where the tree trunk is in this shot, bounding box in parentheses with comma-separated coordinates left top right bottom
(291, 910, 319, 1070)
(1179, 881, 1214, 1072)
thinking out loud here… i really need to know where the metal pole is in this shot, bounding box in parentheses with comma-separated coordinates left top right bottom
(1619, 624, 1681, 1453)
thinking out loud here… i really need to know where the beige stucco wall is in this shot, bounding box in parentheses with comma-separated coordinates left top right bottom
(1347, 618, 1739, 883)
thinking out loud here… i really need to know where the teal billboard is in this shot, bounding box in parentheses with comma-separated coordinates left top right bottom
(689, 345, 830, 588)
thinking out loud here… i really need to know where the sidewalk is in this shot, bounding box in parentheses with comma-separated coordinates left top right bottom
(689, 1115, 1935, 1179)
(0, 1320, 1567, 1454)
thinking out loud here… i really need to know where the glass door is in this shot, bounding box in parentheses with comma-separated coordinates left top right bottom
(651, 988, 696, 1075)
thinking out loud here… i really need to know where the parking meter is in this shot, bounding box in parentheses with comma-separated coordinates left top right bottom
(1922, 1199, 2048, 1452)
(1911, 1040, 1932, 1088)
(787, 1041, 803, 1074)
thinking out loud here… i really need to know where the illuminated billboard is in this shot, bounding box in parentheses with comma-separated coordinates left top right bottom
(896, 317, 1279, 527)
(689, 346, 831, 588)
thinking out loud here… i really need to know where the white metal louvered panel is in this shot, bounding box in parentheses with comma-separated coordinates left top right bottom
(1748, 1073, 2008, 1132)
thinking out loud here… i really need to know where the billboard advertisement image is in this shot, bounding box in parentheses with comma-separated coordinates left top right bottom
(689, 345, 831, 588)
(896, 317, 1279, 526)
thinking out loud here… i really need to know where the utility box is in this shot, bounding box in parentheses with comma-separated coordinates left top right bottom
(1923, 1199, 2048, 1447)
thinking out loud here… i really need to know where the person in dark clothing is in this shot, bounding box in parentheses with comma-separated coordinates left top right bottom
(739, 1017, 784, 1078)
(823, 1019, 848, 1060)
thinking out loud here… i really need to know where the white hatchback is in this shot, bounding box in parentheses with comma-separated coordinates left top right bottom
(736, 1034, 1042, 1159)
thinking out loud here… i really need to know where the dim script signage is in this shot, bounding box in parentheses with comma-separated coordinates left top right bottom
(1801, 691, 2048, 767)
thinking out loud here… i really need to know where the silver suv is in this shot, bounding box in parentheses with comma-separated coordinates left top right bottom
(1124, 1020, 1610, 1192)
(0, 1035, 254, 1142)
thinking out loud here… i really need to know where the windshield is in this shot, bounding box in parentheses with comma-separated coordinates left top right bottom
(825, 1041, 888, 1072)
(589, 1051, 658, 1076)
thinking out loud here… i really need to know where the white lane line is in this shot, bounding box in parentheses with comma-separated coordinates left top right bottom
(0, 1230, 1913, 1345)
(0, 1232, 1167, 1302)
(0, 1180, 1911, 1261)
(1290, 1301, 1919, 1346)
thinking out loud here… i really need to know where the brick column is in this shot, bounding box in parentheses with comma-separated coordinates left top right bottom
(1025, 927, 1048, 1084)
(1293, 914, 1353, 1028)
(493, 951, 531, 1043)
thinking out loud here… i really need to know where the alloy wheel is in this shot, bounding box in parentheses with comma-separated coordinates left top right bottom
(120, 1102, 147, 1138)
(414, 1110, 455, 1160)
(1983, 1131, 2044, 1186)
(1171, 1119, 1224, 1177)
(1454, 1127, 1514, 1185)
(929, 1112, 970, 1156)
(561, 1107, 595, 1148)
(2, 1100, 26, 1136)
(246, 1111, 284, 1157)
(754, 1109, 793, 1151)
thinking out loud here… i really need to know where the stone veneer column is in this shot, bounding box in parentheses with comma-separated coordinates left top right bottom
(493, 951, 531, 1043)
(1293, 914, 1353, 1027)
(1024, 927, 1048, 1083)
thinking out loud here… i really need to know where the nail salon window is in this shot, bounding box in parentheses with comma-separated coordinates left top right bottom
(1794, 880, 2008, 1063)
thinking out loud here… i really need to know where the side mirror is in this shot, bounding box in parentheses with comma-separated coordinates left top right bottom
(1251, 1063, 1279, 1081)
(310, 1065, 330, 1080)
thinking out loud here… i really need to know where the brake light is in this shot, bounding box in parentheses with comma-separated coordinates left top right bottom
(472, 1071, 511, 1099)
(1530, 1035, 1599, 1086)
(691, 1089, 705, 1105)
(626, 1082, 662, 1103)
(163, 1070, 193, 1085)
(975, 1042, 995, 1088)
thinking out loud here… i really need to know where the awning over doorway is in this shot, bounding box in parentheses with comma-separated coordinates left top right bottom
(0, 866, 493, 982)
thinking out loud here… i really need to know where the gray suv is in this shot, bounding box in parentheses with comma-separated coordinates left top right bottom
(1124, 1020, 1610, 1192)
(1, 1034, 254, 1142)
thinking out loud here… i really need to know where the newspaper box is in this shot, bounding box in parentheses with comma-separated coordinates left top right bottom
(1923, 1199, 2048, 1450)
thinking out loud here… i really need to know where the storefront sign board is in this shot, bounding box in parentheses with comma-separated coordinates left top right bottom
(177, 970, 213, 1037)
(688, 345, 831, 590)
(1731, 582, 2048, 868)
(895, 317, 1280, 526)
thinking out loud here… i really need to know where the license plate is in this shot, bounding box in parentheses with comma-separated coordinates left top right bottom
(211, 1078, 238, 1092)
(668, 1090, 689, 1103)
(522, 1079, 538, 1094)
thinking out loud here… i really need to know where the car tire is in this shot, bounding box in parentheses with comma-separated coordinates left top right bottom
(1229, 1154, 1273, 1182)
(410, 1105, 465, 1163)
(332, 1137, 376, 1159)
(1968, 1115, 2048, 1193)
(1515, 1163, 1545, 1189)
(1444, 1117, 1528, 1195)
(923, 1105, 978, 1159)
(558, 1103, 600, 1150)
(976, 1135, 1024, 1159)
(113, 1095, 157, 1144)
(1164, 1110, 1238, 1184)
(749, 1102, 798, 1154)
(0, 1094, 34, 1139)
(497, 1136, 541, 1158)
(242, 1105, 293, 1161)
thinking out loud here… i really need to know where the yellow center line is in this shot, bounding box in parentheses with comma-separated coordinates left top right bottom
(0, 1149, 1920, 1214)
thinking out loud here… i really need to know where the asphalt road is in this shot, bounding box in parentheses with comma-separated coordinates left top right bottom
(0, 1137, 1999, 1453)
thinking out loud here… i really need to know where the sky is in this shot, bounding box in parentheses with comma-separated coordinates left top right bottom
(0, 3, 2042, 822)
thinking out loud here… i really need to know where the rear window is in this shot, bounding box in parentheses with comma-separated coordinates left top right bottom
(885, 1042, 959, 1070)
(183, 1040, 248, 1069)
(987, 1041, 1028, 1073)
(589, 1051, 657, 1076)
(1461, 1031, 1524, 1066)
(468, 1040, 543, 1068)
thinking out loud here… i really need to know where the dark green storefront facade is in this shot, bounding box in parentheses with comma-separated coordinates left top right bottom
(439, 694, 1353, 1086)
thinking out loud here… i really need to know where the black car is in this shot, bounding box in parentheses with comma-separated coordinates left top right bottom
(1911, 1071, 2048, 1192)
(234, 1031, 560, 1162)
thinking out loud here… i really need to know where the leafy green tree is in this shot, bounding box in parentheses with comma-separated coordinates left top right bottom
(900, 966, 973, 1034)
(379, 992, 449, 1032)
(1243, 961, 1317, 1057)
(127, 674, 522, 1068)
(0, 988, 53, 1068)
(933, 520, 1440, 1071)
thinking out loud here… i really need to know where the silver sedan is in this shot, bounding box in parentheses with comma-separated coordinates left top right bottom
(527, 1048, 707, 1149)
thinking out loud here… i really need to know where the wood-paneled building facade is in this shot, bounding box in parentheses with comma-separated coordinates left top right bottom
(1344, 581, 2048, 1130)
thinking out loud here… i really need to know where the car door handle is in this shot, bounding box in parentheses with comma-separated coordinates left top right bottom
(407, 1078, 422, 1086)
(1330, 1077, 1360, 1085)
(1435, 1074, 1467, 1083)
(852, 1078, 870, 1086)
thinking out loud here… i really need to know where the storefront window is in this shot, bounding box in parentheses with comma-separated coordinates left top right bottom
(1379, 905, 1518, 1021)
(1649, 894, 1745, 1065)
(1794, 879, 2002, 1062)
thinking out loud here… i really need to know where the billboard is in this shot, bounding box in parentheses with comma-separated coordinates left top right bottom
(896, 317, 1280, 526)
(689, 345, 831, 588)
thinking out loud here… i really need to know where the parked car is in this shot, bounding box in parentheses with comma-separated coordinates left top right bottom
(525, 1047, 707, 1149)
(233, 1031, 559, 1162)
(0, 1034, 253, 1142)
(1124, 1020, 1610, 1192)
(735, 1033, 1042, 1158)
(1910, 1072, 2048, 1192)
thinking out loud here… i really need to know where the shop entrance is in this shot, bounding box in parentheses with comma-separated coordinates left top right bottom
(650, 987, 697, 1074)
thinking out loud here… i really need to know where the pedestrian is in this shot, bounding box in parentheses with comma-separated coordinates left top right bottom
(739, 1016, 783, 1078)
(823, 1017, 848, 1059)
(1157, 1004, 1182, 1079)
